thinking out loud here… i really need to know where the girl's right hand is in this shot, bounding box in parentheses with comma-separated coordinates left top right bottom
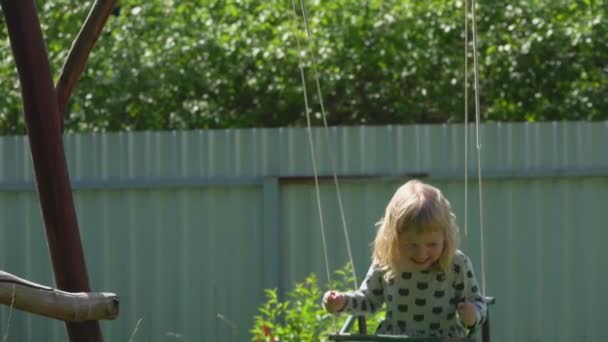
(323, 290, 347, 313)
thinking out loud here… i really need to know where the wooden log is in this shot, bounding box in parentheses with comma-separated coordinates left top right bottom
(0, 271, 118, 321)
(56, 0, 118, 120)
(0, 0, 104, 339)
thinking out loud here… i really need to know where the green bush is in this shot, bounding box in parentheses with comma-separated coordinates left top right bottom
(251, 264, 383, 342)
(0, 0, 606, 134)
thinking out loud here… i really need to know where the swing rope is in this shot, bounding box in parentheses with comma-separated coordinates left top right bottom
(290, 0, 360, 291)
(291, 0, 489, 337)
(470, 0, 488, 297)
(289, 0, 333, 290)
(463, 0, 488, 304)
(463, 0, 469, 238)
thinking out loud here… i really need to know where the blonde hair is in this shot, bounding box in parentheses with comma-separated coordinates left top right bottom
(373, 179, 459, 279)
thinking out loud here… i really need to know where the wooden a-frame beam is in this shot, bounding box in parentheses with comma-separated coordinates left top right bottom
(0, 1, 108, 340)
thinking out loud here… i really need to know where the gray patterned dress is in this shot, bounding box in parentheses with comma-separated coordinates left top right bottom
(338, 250, 487, 338)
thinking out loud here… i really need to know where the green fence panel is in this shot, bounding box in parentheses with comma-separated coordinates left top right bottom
(0, 122, 606, 341)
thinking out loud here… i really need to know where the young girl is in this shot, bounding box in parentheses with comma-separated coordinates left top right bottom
(323, 179, 486, 338)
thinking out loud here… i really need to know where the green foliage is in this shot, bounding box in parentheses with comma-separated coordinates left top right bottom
(0, 0, 606, 134)
(251, 264, 383, 342)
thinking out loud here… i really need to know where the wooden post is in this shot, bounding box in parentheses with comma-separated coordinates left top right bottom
(56, 0, 118, 121)
(0, 1, 103, 341)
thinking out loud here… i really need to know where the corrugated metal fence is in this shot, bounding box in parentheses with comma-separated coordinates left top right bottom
(0, 122, 607, 341)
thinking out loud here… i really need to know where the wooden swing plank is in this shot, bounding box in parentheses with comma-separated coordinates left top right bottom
(328, 334, 475, 341)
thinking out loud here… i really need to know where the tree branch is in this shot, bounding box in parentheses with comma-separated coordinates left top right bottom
(56, 0, 117, 123)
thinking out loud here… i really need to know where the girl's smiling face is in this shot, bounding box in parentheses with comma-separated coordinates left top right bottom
(398, 231, 445, 270)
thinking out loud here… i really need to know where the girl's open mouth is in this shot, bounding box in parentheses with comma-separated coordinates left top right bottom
(412, 258, 430, 265)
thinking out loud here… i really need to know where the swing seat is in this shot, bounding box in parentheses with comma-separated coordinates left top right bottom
(329, 336, 475, 342)
(328, 297, 495, 342)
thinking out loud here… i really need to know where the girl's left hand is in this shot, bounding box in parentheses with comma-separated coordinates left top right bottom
(457, 302, 477, 328)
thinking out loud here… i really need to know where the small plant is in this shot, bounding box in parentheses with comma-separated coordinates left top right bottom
(251, 264, 383, 341)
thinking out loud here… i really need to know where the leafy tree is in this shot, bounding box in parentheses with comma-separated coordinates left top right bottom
(0, 0, 606, 134)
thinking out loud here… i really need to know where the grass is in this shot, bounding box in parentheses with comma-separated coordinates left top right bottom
(2, 285, 16, 342)
(128, 318, 143, 342)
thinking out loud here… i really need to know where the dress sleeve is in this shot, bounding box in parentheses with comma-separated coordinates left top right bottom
(462, 255, 487, 328)
(339, 264, 385, 315)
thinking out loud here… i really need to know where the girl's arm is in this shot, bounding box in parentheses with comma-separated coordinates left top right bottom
(459, 256, 487, 328)
(335, 264, 386, 316)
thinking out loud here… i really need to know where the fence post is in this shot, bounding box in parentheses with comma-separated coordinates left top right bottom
(263, 177, 282, 296)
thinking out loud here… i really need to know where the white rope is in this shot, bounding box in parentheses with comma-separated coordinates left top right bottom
(463, 0, 469, 238)
(470, 0, 487, 296)
(289, 0, 333, 290)
(297, 0, 359, 290)
(290, 0, 487, 306)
